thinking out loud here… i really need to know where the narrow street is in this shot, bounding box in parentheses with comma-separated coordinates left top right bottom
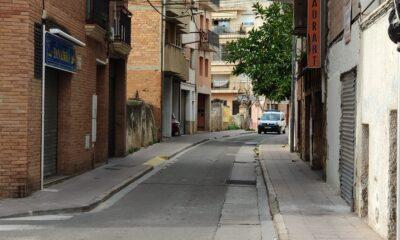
(0, 133, 283, 240)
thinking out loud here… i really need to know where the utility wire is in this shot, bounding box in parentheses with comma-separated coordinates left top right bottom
(145, 0, 196, 19)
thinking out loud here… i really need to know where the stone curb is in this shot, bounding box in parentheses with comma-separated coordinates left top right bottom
(258, 144, 290, 240)
(0, 131, 248, 219)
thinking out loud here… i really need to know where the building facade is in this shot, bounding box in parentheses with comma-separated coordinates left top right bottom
(211, 0, 262, 120)
(210, 0, 289, 130)
(293, 0, 399, 238)
(128, 0, 219, 138)
(183, 4, 219, 133)
(0, 0, 131, 198)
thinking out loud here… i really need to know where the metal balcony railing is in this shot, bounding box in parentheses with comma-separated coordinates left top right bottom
(111, 6, 132, 45)
(86, 0, 109, 29)
(213, 25, 246, 35)
(207, 31, 219, 47)
(213, 45, 228, 61)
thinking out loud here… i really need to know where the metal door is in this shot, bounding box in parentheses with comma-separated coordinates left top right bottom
(197, 94, 205, 130)
(44, 69, 58, 177)
(180, 90, 187, 135)
(339, 70, 357, 206)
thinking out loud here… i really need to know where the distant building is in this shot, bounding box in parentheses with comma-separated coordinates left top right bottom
(211, 0, 288, 130)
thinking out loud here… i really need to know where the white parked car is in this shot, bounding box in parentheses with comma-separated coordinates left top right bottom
(257, 110, 286, 134)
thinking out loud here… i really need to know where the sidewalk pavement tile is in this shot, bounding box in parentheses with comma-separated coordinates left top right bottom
(260, 143, 383, 240)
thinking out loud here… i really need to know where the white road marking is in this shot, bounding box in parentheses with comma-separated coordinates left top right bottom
(1, 215, 73, 221)
(0, 225, 46, 231)
(41, 188, 59, 192)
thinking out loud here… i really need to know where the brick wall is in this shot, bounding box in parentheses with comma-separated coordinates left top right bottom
(0, 0, 115, 198)
(0, 0, 36, 198)
(127, 0, 163, 139)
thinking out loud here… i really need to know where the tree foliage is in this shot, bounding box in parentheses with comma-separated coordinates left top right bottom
(225, 2, 293, 102)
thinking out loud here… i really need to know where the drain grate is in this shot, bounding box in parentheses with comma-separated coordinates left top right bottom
(244, 142, 258, 146)
(113, 164, 136, 168)
(104, 167, 121, 171)
(226, 179, 256, 186)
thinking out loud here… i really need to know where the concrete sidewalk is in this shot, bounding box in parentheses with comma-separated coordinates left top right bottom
(259, 140, 382, 240)
(0, 130, 248, 219)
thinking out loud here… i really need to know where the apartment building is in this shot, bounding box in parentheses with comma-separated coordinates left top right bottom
(210, 0, 288, 130)
(183, 2, 220, 133)
(128, 0, 219, 138)
(0, 0, 131, 198)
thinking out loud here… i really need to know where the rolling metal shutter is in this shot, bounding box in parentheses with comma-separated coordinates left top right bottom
(339, 70, 356, 206)
(44, 69, 58, 177)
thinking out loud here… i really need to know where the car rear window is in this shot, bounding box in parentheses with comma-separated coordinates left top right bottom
(261, 113, 280, 121)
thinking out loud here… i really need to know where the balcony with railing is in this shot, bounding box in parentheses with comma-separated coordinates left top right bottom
(164, 44, 189, 81)
(109, 3, 132, 56)
(199, 30, 219, 52)
(213, 44, 228, 62)
(85, 0, 109, 42)
(213, 25, 246, 35)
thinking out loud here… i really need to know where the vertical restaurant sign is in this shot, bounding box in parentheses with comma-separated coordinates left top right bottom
(45, 32, 76, 73)
(307, 0, 321, 68)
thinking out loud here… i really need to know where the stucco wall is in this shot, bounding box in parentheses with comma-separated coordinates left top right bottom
(357, 9, 398, 237)
(326, 23, 361, 193)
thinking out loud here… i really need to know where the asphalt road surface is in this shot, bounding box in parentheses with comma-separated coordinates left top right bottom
(0, 132, 287, 240)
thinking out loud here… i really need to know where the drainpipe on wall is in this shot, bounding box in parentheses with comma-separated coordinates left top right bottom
(40, 23, 46, 190)
(290, 36, 296, 152)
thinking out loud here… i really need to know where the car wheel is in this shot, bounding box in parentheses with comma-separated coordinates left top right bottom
(264, 131, 267, 134)
(258, 130, 262, 134)
(277, 129, 281, 134)
(283, 128, 286, 134)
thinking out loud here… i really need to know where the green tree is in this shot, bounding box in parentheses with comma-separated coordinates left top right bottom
(225, 2, 293, 102)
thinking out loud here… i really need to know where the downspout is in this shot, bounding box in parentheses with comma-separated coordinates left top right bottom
(40, 1, 46, 190)
(160, 0, 166, 140)
(290, 35, 296, 152)
(41, 24, 46, 190)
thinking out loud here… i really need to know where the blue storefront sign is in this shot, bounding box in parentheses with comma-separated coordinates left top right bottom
(45, 32, 76, 72)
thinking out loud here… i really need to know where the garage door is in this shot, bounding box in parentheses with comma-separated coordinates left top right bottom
(339, 70, 356, 206)
(44, 69, 58, 177)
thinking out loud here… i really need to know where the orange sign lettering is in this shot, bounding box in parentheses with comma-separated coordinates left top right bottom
(307, 0, 321, 68)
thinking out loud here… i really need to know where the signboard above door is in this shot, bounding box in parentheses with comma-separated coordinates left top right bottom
(45, 32, 76, 73)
